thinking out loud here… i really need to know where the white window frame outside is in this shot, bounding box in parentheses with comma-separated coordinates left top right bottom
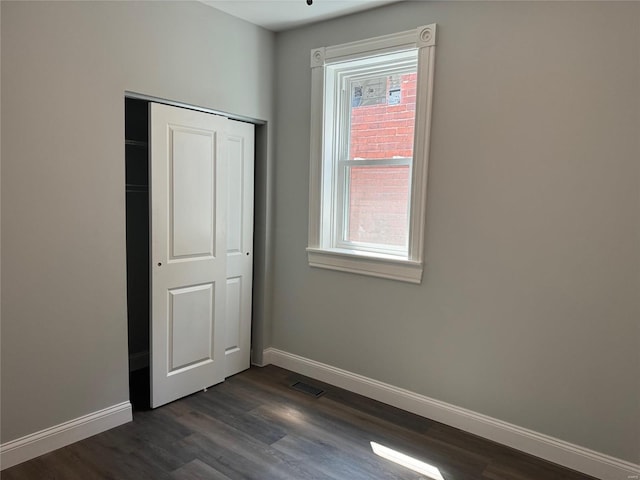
(307, 25, 437, 283)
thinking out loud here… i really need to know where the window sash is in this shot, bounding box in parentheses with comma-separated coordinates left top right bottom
(335, 158, 412, 256)
(332, 59, 418, 257)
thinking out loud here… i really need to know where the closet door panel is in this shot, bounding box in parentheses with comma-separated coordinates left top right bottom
(150, 103, 227, 408)
(224, 120, 255, 377)
(225, 276, 242, 354)
(170, 128, 215, 259)
(169, 283, 214, 371)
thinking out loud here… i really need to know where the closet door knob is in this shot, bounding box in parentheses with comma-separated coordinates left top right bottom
(157, 262, 162, 267)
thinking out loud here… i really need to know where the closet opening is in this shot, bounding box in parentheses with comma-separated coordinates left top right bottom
(125, 97, 151, 410)
(125, 94, 264, 411)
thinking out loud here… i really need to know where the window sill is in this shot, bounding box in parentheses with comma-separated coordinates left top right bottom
(306, 247, 423, 284)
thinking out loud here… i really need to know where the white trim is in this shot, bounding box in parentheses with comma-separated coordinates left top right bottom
(310, 48, 325, 68)
(0, 402, 132, 470)
(262, 348, 640, 480)
(416, 24, 436, 48)
(307, 247, 422, 283)
(323, 26, 433, 63)
(125, 91, 266, 125)
(308, 26, 436, 283)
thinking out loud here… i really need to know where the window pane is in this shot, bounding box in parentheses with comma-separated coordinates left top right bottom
(349, 72, 417, 160)
(346, 165, 409, 247)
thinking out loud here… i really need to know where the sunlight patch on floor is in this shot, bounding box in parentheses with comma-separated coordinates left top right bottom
(370, 441, 445, 480)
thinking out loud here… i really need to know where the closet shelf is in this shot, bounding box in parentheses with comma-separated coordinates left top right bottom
(126, 184, 148, 192)
(126, 139, 148, 148)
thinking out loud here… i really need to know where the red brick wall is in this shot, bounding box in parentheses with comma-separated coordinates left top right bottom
(348, 166, 410, 246)
(347, 73, 416, 246)
(349, 73, 417, 160)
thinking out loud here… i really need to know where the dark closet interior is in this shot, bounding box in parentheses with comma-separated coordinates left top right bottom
(125, 97, 151, 410)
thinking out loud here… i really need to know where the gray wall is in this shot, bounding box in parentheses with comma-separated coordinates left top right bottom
(1, 1, 274, 442)
(272, 1, 640, 463)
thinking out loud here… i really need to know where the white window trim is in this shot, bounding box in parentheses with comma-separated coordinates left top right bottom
(307, 25, 437, 284)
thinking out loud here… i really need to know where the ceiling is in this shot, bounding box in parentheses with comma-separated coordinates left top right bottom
(200, 0, 403, 32)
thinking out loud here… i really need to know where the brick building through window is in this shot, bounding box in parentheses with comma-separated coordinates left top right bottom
(347, 73, 417, 247)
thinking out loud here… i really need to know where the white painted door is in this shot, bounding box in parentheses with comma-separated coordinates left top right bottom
(150, 103, 228, 408)
(223, 119, 255, 378)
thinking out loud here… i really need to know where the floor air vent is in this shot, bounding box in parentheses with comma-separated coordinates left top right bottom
(290, 381, 325, 398)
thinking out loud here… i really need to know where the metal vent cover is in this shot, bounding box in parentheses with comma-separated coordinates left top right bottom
(290, 381, 325, 398)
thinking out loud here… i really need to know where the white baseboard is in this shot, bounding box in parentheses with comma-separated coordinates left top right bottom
(263, 347, 639, 480)
(0, 401, 132, 470)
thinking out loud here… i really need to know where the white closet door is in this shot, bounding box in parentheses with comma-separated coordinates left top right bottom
(150, 103, 228, 408)
(224, 119, 255, 378)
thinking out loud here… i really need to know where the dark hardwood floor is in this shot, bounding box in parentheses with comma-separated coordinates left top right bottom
(1, 366, 595, 479)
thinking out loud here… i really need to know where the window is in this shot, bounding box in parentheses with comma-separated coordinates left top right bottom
(307, 25, 437, 283)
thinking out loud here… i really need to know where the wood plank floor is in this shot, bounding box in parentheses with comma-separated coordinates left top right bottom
(2, 366, 595, 480)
